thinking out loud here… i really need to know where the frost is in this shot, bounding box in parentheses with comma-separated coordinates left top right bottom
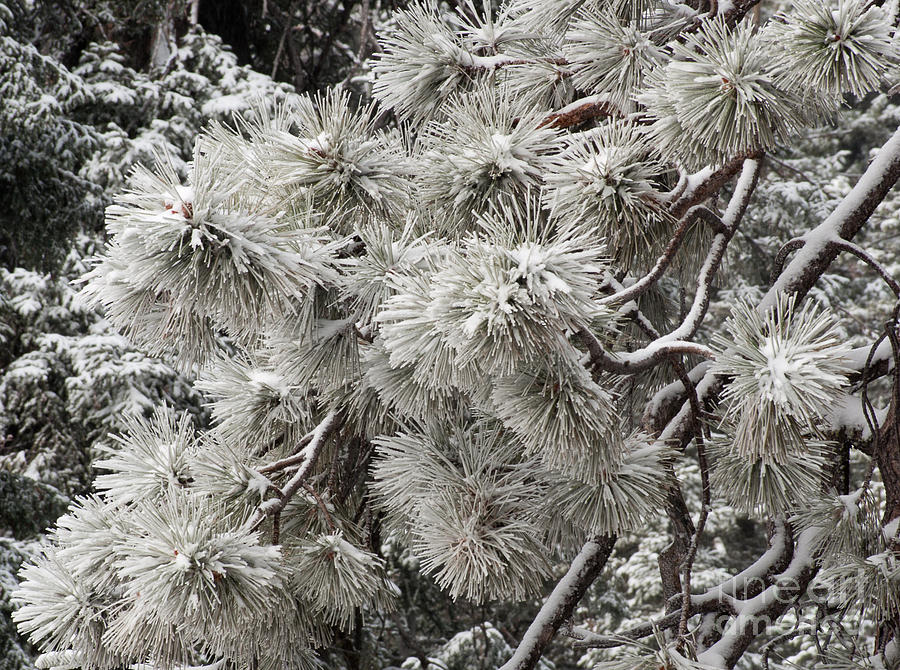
(512, 243, 572, 296)
(756, 335, 799, 405)
(247, 369, 289, 397)
(244, 470, 271, 498)
(7, 4, 900, 668)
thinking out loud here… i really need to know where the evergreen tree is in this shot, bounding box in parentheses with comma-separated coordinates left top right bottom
(0, 7, 295, 667)
(0, 1, 101, 271)
(11, 1, 900, 669)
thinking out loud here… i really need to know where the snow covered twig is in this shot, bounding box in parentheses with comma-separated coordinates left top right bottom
(247, 409, 342, 532)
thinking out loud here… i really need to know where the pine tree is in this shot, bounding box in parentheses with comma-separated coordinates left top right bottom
(11, 1, 900, 669)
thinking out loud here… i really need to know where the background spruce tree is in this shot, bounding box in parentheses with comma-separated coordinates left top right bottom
(5, 1, 900, 669)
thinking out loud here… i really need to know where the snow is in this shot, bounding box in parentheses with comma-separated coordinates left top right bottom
(694, 520, 790, 607)
(698, 527, 820, 667)
(826, 392, 876, 435)
(173, 550, 192, 572)
(756, 336, 799, 405)
(466, 52, 527, 70)
(615, 338, 715, 366)
(200, 94, 247, 117)
(646, 361, 712, 419)
(35, 650, 80, 669)
(23, 452, 50, 481)
(247, 369, 289, 397)
(499, 537, 610, 670)
(11, 293, 42, 318)
(512, 243, 571, 296)
(462, 311, 487, 336)
(6, 358, 50, 382)
(680, 166, 715, 200)
(845, 338, 893, 370)
(549, 94, 609, 118)
(175, 184, 193, 203)
(314, 318, 353, 341)
(90, 81, 136, 105)
(883, 517, 900, 542)
(767, 125, 900, 306)
(722, 158, 760, 228)
(328, 534, 376, 565)
(490, 132, 514, 154)
(259, 499, 281, 514)
(716, 0, 735, 15)
(244, 470, 271, 498)
(297, 131, 333, 155)
(487, 132, 531, 182)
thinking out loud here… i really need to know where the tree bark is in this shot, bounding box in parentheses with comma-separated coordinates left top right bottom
(767, 125, 900, 307)
(877, 403, 900, 524)
(876, 322, 900, 525)
(499, 535, 616, 670)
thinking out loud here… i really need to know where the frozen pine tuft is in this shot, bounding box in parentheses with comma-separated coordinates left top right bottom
(712, 292, 852, 459)
(765, 0, 899, 98)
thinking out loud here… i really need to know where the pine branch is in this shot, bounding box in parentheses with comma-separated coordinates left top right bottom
(776, 237, 900, 299)
(771, 237, 806, 283)
(656, 372, 724, 449)
(697, 527, 820, 669)
(718, 0, 763, 27)
(658, 471, 697, 603)
(833, 240, 900, 298)
(571, 603, 729, 650)
(673, 362, 711, 643)
(540, 95, 623, 129)
(644, 362, 714, 435)
(247, 410, 342, 532)
(767, 125, 900, 307)
(575, 519, 795, 650)
(500, 535, 616, 670)
(875, 317, 900, 525)
(255, 422, 322, 473)
(583, 157, 762, 376)
(670, 154, 759, 218)
(579, 326, 715, 375)
(598, 205, 723, 309)
(257, 449, 309, 475)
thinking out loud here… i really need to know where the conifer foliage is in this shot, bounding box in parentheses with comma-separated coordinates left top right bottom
(12, 1, 900, 669)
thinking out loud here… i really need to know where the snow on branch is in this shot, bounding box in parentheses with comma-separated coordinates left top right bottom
(776, 237, 900, 299)
(697, 527, 821, 669)
(246, 409, 342, 533)
(583, 157, 761, 376)
(766, 125, 900, 307)
(499, 535, 616, 670)
(540, 94, 623, 129)
(574, 519, 794, 651)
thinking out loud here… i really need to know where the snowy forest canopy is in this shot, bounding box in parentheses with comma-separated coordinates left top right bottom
(2, 1, 900, 670)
